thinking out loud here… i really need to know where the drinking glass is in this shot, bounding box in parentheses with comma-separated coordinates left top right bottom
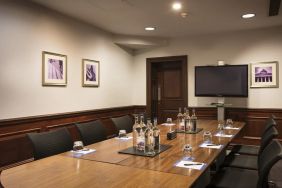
(226, 119, 233, 128)
(217, 121, 224, 135)
(166, 118, 173, 132)
(119, 130, 127, 138)
(203, 131, 212, 143)
(73, 141, 84, 151)
(182, 144, 193, 161)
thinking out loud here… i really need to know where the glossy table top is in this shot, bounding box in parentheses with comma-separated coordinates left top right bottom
(1, 119, 244, 188)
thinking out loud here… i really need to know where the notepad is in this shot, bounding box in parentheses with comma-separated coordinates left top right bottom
(71, 148, 96, 155)
(214, 133, 233, 138)
(161, 123, 176, 126)
(115, 136, 133, 140)
(224, 127, 240, 130)
(175, 160, 205, 170)
(199, 143, 222, 149)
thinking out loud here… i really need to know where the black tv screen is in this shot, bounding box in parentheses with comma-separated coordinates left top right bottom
(195, 65, 248, 97)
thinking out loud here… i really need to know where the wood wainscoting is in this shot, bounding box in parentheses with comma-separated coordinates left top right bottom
(0, 106, 145, 169)
(193, 107, 282, 145)
(0, 105, 281, 169)
(225, 108, 282, 144)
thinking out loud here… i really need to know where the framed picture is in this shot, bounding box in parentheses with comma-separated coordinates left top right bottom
(250, 61, 279, 88)
(82, 59, 100, 87)
(42, 51, 67, 86)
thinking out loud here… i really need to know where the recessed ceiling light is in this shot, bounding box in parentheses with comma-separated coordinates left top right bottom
(145, 27, 156, 31)
(180, 12, 188, 18)
(242, 13, 255, 19)
(172, 2, 182, 11)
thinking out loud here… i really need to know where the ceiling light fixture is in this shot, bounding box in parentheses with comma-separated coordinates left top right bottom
(172, 2, 182, 11)
(242, 13, 255, 19)
(180, 12, 188, 18)
(145, 27, 156, 31)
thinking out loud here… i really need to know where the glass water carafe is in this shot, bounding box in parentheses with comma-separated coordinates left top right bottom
(144, 120, 155, 156)
(190, 109, 197, 132)
(177, 107, 184, 131)
(136, 115, 145, 151)
(132, 115, 140, 149)
(153, 117, 160, 151)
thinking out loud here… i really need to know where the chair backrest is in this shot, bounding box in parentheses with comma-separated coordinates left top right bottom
(257, 140, 282, 188)
(258, 126, 278, 156)
(262, 118, 277, 136)
(111, 115, 133, 134)
(270, 114, 276, 119)
(27, 128, 73, 160)
(75, 120, 107, 146)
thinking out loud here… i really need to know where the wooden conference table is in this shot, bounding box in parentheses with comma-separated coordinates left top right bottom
(1, 120, 244, 188)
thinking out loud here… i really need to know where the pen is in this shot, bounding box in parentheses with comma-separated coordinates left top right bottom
(184, 163, 203, 166)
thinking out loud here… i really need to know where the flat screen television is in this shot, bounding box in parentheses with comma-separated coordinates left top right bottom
(195, 65, 248, 97)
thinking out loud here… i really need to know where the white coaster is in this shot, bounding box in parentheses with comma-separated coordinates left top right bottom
(115, 136, 133, 140)
(214, 133, 233, 138)
(224, 127, 240, 130)
(71, 148, 96, 155)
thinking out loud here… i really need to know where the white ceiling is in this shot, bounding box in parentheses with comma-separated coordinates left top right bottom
(31, 0, 282, 38)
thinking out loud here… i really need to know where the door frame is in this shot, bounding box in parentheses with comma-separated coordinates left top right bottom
(146, 55, 188, 119)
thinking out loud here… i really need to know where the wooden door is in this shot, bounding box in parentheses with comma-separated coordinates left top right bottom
(147, 56, 187, 123)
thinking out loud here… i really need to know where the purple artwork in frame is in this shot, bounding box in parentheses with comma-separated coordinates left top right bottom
(42, 51, 67, 86)
(48, 58, 64, 80)
(82, 59, 100, 87)
(254, 66, 272, 83)
(251, 61, 278, 88)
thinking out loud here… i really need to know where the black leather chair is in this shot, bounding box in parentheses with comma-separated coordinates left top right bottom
(231, 117, 277, 156)
(208, 140, 282, 188)
(111, 115, 133, 134)
(27, 128, 73, 160)
(223, 126, 278, 170)
(75, 120, 107, 146)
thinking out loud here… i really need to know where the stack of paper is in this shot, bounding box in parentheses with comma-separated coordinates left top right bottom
(224, 127, 240, 130)
(199, 143, 222, 149)
(214, 133, 233, 138)
(115, 136, 133, 140)
(176, 161, 205, 170)
(71, 148, 96, 155)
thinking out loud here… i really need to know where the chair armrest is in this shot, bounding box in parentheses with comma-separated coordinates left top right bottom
(107, 134, 116, 139)
(268, 181, 277, 188)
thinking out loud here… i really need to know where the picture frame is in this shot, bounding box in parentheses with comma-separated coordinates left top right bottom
(42, 51, 67, 86)
(250, 61, 279, 88)
(82, 59, 100, 87)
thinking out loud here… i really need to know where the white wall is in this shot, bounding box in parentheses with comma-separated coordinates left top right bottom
(1, 1, 281, 120)
(132, 26, 282, 109)
(0, 1, 134, 119)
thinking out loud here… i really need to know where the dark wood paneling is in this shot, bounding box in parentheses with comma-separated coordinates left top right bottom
(192, 107, 217, 120)
(146, 55, 188, 123)
(1, 105, 281, 169)
(226, 108, 282, 144)
(163, 69, 181, 98)
(193, 107, 282, 145)
(0, 105, 146, 169)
